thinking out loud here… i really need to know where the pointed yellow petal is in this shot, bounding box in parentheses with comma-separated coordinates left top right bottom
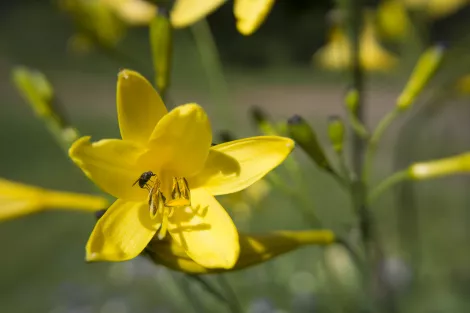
(139, 103, 212, 177)
(234, 0, 275, 35)
(0, 178, 108, 221)
(190, 136, 294, 196)
(170, 0, 226, 28)
(168, 188, 239, 269)
(86, 199, 157, 261)
(69, 136, 148, 201)
(117, 69, 167, 144)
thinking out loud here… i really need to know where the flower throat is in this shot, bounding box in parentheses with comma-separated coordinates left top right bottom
(133, 171, 191, 239)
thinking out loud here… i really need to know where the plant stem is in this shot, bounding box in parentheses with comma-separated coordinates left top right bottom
(368, 170, 409, 204)
(217, 275, 243, 313)
(191, 19, 233, 128)
(363, 108, 401, 184)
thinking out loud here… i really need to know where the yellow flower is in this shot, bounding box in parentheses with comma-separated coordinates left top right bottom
(404, 0, 468, 18)
(0, 178, 108, 221)
(145, 229, 335, 274)
(456, 74, 470, 94)
(314, 14, 397, 71)
(101, 0, 157, 25)
(377, 0, 411, 40)
(101, 0, 275, 36)
(69, 69, 294, 269)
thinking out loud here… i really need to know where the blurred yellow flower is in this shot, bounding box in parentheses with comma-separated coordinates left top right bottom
(404, 0, 468, 18)
(377, 0, 411, 40)
(456, 74, 470, 94)
(101, 0, 275, 35)
(0, 178, 108, 221)
(145, 229, 335, 274)
(314, 15, 397, 71)
(101, 0, 157, 25)
(69, 69, 294, 269)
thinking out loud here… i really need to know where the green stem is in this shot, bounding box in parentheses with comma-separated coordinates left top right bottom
(362, 108, 401, 184)
(266, 173, 323, 227)
(217, 275, 243, 313)
(368, 170, 409, 204)
(191, 19, 233, 128)
(175, 274, 207, 313)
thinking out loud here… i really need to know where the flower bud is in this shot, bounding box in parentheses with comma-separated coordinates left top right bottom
(327, 116, 345, 154)
(150, 11, 173, 97)
(409, 153, 470, 180)
(397, 45, 445, 110)
(287, 115, 332, 171)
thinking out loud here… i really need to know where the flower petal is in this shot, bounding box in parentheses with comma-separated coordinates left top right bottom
(234, 0, 275, 35)
(171, 0, 226, 28)
(190, 136, 294, 195)
(86, 199, 157, 261)
(168, 188, 239, 269)
(117, 69, 167, 144)
(139, 103, 212, 177)
(69, 136, 148, 201)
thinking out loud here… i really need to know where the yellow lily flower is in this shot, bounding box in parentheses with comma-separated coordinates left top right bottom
(145, 229, 335, 274)
(68, 69, 294, 269)
(100, 0, 275, 35)
(101, 0, 157, 26)
(404, 0, 468, 18)
(377, 0, 411, 40)
(314, 14, 397, 71)
(0, 178, 108, 221)
(456, 74, 470, 95)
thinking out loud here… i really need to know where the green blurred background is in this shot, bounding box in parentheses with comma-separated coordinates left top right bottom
(2, 0, 470, 312)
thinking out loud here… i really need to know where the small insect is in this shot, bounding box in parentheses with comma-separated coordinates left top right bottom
(133, 171, 156, 190)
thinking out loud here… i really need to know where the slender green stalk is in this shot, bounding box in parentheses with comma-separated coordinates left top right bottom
(216, 275, 243, 313)
(175, 274, 207, 313)
(191, 19, 233, 128)
(362, 108, 401, 184)
(368, 170, 409, 204)
(266, 172, 323, 227)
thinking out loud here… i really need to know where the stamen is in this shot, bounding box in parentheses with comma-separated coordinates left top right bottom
(148, 180, 165, 220)
(166, 177, 191, 207)
(157, 206, 171, 240)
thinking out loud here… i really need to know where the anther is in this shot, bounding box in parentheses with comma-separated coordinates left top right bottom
(166, 177, 191, 207)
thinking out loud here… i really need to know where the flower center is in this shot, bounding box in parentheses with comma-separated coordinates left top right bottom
(134, 172, 191, 240)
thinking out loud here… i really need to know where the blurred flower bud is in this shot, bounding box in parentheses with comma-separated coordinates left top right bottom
(287, 115, 332, 171)
(396, 45, 445, 111)
(409, 152, 470, 180)
(327, 116, 345, 154)
(145, 230, 336, 274)
(250, 106, 278, 135)
(150, 10, 173, 97)
(0, 178, 108, 221)
(344, 87, 359, 114)
(218, 130, 236, 143)
(12, 67, 53, 117)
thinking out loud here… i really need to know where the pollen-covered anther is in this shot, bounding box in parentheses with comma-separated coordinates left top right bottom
(166, 177, 191, 207)
(148, 178, 165, 220)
